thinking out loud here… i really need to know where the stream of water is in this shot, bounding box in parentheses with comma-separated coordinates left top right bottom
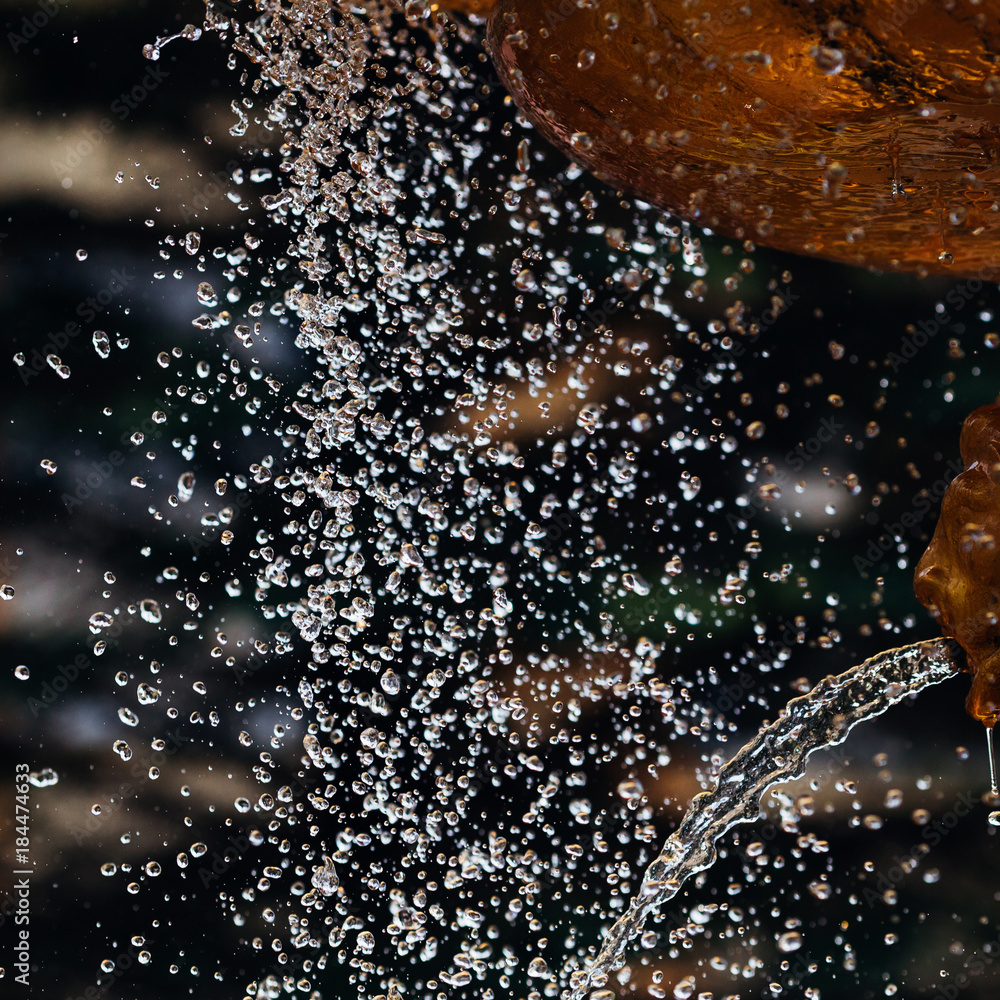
(566, 638, 960, 999)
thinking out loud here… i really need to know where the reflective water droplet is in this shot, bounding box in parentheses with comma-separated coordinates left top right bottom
(617, 779, 644, 801)
(139, 599, 162, 624)
(118, 707, 139, 727)
(810, 45, 845, 75)
(311, 856, 339, 896)
(88, 611, 114, 631)
(808, 879, 831, 900)
(527, 956, 550, 978)
(137, 683, 159, 705)
(778, 930, 803, 952)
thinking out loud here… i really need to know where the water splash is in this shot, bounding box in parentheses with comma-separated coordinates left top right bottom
(24, 1, 988, 995)
(567, 638, 960, 999)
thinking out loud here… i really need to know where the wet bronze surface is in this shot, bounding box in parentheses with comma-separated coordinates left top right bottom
(487, 0, 1000, 278)
(915, 402, 1000, 723)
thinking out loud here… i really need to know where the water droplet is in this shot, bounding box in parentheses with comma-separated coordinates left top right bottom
(137, 683, 159, 705)
(139, 599, 162, 624)
(778, 930, 803, 952)
(88, 611, 114, 631)
(810, 45, 845, 74)
(527, 956, 551, 978)
(118, 707, 139, 727)
(311, 856, 339, 896)
(616, 779, 644, 801)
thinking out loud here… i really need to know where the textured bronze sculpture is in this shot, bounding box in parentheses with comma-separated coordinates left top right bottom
(487, 0, 1000, 278)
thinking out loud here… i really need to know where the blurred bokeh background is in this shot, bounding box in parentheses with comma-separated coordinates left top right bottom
(2, 2, 1000, 998)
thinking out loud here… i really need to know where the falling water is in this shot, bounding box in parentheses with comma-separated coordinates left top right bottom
(12, 1, 1000, 997)
(566, 638, 960, 999)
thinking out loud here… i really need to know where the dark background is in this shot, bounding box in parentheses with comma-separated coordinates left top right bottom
(1, 2, 999, 999)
